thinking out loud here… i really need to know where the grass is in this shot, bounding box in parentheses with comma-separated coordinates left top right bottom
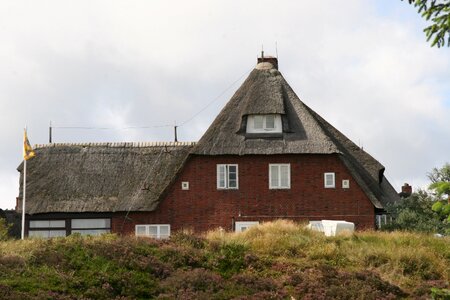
(0, 220, 448, 299)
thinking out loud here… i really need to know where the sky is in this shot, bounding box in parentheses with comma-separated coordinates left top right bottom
(0, 0, 449, 209)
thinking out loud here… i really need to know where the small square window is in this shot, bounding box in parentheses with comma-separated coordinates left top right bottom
(342, 179, 350, 189)
(181, 181, 189, 190)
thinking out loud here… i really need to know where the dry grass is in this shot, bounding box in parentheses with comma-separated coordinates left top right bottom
(206, 220, 450, 290)
(0, 221, 448, 299)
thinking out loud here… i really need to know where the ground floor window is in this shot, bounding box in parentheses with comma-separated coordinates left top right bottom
(71, 218, 111, 236)
(235, 221, 259, 232)
(376, 215, 391, 229)
(28, 218, 111, 238)
(135, 224, 171, 239)
(29, 220, 67, 238)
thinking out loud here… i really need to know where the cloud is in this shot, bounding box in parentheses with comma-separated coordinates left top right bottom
(0, 0, 449, 209)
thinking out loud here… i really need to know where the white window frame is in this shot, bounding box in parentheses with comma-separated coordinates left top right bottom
(217, 164, 239, 189)
(235, 221, 259, 232)
(246, 114, 282, 133)
(135, 224, 171, 239)
(324, 172, 336, 188)
(269, 163, 291, 189)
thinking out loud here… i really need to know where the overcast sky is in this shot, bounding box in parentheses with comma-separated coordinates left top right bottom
(0, 1, 449, 209)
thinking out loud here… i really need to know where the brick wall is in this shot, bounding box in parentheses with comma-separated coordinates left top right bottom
(112, 154, 376, 234)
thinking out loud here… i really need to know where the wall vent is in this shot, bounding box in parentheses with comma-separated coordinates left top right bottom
(181, 182, 189, 190)
(342, 180, 350, 189)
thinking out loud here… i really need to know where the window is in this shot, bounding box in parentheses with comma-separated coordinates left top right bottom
(235, 221, 259, 232)
(28, 230, 66, 238)
(324, 172, 335, 188)
(376, 215, 392, 229)
(71, 218, 111, 236)
(217, 164, 238, 189)
(30, 220, 65, 228)
(135, 224, 171, 239)
(181, 181, 189, 190)
(246, 114, 282, 133)
(269, 164, 290, 189)
(28, 220, 67, 238)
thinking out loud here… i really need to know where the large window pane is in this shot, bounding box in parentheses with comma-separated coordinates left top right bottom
(29, 230, 66, 238)
(148, 226, 158, 238)
(71, 219, 110, 229)
(30, 220, 65, 228)
(159, 225, 170, 239)
(265, 115, 275, 129)
(254, 115, 264, 129)
(280, 165, 289, 187)
(270, 165, 279, 187)
(136, 225, 146, 236)
(217, 165, 226, 188)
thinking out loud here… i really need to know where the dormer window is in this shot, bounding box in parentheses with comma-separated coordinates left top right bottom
(246, 114, 282, 133)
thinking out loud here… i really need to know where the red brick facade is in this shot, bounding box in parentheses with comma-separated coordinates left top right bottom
(112, 153, 376, 234)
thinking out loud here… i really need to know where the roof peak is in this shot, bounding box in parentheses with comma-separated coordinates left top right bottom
(257, 54, 278, 69)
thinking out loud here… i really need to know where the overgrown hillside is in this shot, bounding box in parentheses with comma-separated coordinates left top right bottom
(0, 220, 449, 299)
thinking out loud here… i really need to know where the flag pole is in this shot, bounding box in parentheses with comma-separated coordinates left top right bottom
(21, 156, 27, 240)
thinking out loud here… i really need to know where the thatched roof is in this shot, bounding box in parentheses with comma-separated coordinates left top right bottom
(193, 61, 399, 208)
(18, 142, 194, 214)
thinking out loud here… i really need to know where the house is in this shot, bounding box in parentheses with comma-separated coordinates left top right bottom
(17, 56, 400, 238)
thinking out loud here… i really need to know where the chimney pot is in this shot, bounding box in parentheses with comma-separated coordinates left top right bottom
(401, 183, 412, 197)
(257, 55, 278, 69)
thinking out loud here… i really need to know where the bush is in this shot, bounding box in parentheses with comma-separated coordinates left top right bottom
(384, 191, 446, 234)
(0, 218, 11, 241)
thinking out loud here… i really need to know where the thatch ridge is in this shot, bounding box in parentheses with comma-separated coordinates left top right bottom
(34, 141, 196, 149)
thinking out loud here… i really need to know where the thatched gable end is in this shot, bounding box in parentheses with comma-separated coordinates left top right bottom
(17, 142, 194, 214)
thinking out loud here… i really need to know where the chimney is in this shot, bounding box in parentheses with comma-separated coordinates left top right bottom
(400, 183, 412, 198)
(257, 53, 278, 70)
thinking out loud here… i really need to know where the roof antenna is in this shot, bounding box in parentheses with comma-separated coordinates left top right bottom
(174, 121, 178, 142)
(49, 120, 52, 143)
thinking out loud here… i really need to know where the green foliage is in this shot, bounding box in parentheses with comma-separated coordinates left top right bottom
(403, 0, 450, 47)
(428, 163, 450, 233)
(428, 163, 450, 198)
(0, 218, 11, 241)
(384, 190, 446, 233)
(0, 221, 449, 299)
(428, 163, 450, 182)
(431, 287, 450, 300)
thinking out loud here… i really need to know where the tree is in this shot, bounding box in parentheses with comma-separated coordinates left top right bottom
(384, 163, 450, 234)
(384, 190, 445, 233)
(428, 163, 450, 231)
(403, 0, 450, 47)
(428, 162, 450, 198)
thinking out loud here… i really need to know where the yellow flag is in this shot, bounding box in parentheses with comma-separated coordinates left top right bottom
(23, 130, 35, 160)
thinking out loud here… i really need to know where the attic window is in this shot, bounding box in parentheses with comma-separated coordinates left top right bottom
(246, 114, 282, 133)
